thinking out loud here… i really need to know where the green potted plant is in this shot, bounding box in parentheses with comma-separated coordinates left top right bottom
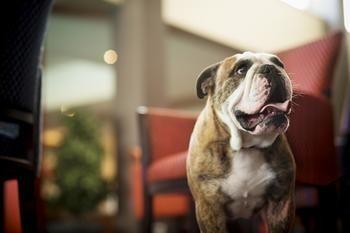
(47, 111, 108, 219)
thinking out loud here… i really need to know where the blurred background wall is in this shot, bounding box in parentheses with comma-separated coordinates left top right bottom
(44, 15, 115, 111)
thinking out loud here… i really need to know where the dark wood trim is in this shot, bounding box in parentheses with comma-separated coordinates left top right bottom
(138, 106, 152, 173)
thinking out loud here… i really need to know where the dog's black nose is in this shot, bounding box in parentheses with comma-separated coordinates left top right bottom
(260, 64, 274, 74)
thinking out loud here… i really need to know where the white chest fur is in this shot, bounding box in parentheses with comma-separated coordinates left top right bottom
(221, 149, 275, 219)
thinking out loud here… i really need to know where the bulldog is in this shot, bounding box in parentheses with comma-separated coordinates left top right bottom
(187, 52, 295, 233)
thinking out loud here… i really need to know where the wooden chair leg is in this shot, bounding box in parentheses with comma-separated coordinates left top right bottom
(316, 184, 338, 233)
(143, 194, 153, 233)
(18, 175, 38, 233)
(187, 197, 199, 233)
(296, 207, 317, 233)
(340, 173, 350, 233)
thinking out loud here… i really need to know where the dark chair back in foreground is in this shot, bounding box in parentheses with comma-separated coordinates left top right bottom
(0, 1, 53, 232)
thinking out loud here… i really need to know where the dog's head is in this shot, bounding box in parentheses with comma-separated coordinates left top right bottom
(196, 52, 292, 149)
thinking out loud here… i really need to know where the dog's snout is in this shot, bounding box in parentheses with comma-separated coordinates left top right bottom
(268, 77, 288, 103)
(260, 64, 276, 75)
(261, 64, 273, 74)
(258, 64, 289, 103)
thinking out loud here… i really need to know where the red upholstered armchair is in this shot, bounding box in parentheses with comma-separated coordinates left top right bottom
(132, 107, 197, 233)
(279, 31, 343, 185)
(132, 31, 344, 233)
(278, 31, 343, 233)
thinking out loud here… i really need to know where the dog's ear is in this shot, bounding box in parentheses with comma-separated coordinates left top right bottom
(196, 62, 221, 99)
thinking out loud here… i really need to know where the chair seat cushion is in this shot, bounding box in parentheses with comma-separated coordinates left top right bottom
(154, 194, 189, 218)
(147, 151, 187, 183)
(133, 193, 190, 219)
(131, 155, 189, 219)
(4, 179, 21, 233)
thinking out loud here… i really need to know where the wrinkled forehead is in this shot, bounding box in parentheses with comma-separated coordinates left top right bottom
(235, 51, 276, 64)
(219, 52, 282, 75)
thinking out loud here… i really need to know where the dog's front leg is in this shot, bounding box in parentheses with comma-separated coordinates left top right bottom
(264, 196, 295, 233)
(195, 201, 227, 233)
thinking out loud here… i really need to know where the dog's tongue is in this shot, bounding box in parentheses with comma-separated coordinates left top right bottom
(259, 100, 290, 113)
(236, 100, 291, 130)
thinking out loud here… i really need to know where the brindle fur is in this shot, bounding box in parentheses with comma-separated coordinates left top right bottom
(187, 55, 295, 233)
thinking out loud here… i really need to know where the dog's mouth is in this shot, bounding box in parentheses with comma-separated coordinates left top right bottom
(234, 100, 291, 132)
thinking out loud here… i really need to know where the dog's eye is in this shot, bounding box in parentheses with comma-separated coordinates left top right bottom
(236, 65, 248, 75)
(229, 60, 252, 78)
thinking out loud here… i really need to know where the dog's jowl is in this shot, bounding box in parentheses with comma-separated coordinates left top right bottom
(187, 52, 295, 233)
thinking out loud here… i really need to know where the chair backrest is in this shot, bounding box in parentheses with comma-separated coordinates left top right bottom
(0, 0, 52, 178)
(278, 31, 343, 97)
(137, 107, 197, 166)
(278, 31, 343, 185)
